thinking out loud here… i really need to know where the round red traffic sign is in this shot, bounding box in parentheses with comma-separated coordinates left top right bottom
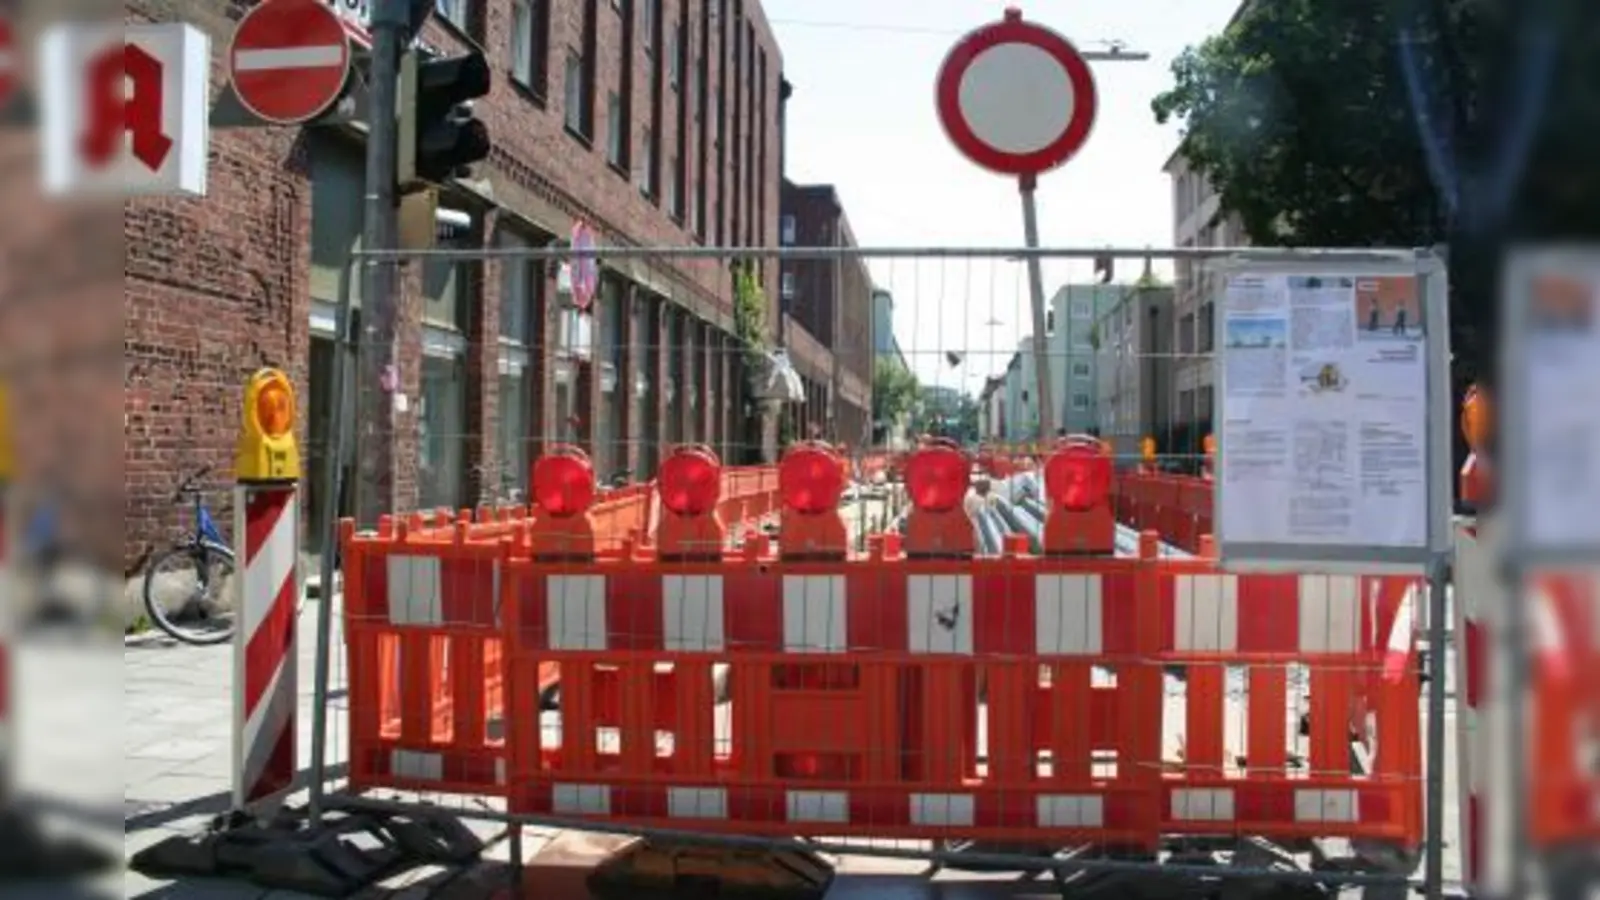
(0, 18, 14, 110)
(229, 0, 352, 126)
(570, 220, 598, 311)
(935, 7, 1098, 177)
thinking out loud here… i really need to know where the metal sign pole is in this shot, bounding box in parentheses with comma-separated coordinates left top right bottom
(1019, 175, 1055, 442)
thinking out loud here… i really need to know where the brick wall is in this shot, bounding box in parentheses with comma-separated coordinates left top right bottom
(121, 0, 787, 565)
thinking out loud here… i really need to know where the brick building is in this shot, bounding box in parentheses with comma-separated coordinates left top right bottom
(777, 180, 872, 446)
(125, 0, 789, 564)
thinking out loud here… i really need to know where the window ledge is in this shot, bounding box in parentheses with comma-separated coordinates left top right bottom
(564, 124, 594, 149)
(509, 75, 547, 108)
(607, 159, 630, 180)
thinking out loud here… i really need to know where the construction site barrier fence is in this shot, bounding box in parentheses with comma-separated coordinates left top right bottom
(339, 512, 1426, 854)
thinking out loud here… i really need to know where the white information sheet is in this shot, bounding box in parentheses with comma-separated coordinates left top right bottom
(1510, 257, 1600, 552)
(1217, 271, 1430, 551)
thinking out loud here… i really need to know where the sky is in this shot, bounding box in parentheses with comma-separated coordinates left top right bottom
(763, 0, 1241, 392)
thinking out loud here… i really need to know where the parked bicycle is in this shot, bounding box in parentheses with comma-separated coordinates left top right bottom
(142, 466, 237, 645)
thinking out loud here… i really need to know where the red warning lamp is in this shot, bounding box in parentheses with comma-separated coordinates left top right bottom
(658, 445, 722, 517)
(1044, 438, 1112, 512)
(904, 439, 970, 513)
(779, 443, 846, 514)
(532, 446, 596, 517)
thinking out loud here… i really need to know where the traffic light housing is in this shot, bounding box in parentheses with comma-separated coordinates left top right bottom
(398, 48, 491, 189)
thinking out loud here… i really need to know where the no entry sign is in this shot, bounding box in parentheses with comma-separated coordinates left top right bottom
(0, 17, 14, 110)
(935, 8, 1098, 178)
(229, 0, 352, 126)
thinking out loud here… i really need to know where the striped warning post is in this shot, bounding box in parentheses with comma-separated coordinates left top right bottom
(231, 483, 299, 814)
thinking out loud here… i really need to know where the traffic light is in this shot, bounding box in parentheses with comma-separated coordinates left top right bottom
(398, 48, 491, 189)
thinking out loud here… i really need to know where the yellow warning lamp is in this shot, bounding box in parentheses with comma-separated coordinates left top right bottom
(236, 368, 302, 482)
(0, 380, 12, 482)
(1140, 436, 1157, 464)
(1461, 384, 1490, 452)
(1203, 434, 1217, 457)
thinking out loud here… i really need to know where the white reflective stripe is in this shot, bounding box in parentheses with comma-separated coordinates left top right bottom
(663, 575, 725, 651)
(547, 575, 606, 650)
(1171, 787, 1234, 821)
(910, 793, 973, 826)
(1037, 794, 1104, 828)
(386, 554, 442, 625)
(242, 492, 298, 641)
(496, 758, 506, 785)
(1387, 585, 1417, 653)
(782, 575, 846, 653)
(1299, 575, 1361, 653)
(553, 783, 611, 814)
(391, 750, 443, 781)
(1035, 574, 1102, 655)
(668, 787, 728, 819)
(786, 790, 848, 823)
(1175, 574, 1236, 652)
(234, 45, 346, 71)
(1294, 788, 1359, 823)
(908, 574, 973, 655)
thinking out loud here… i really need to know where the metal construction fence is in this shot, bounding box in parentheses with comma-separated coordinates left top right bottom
(258, 243, 1596, 898)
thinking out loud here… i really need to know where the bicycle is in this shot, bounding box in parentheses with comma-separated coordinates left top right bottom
(142, 466, 237, 645)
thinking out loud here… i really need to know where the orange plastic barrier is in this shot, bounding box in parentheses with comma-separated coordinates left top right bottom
(1111, 472, 1213, 554)
(338, 443, 1424, 856)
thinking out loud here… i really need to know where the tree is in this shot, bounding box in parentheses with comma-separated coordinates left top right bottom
(872, 357, 920, 429)
(1152, 0, 1600, 391)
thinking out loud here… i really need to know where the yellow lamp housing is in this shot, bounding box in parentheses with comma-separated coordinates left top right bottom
(1140, 436, 1156, 462)
(0, 381, 12, 482)
(236, 368, 302, 483)
(1203, 434, 1217, 457)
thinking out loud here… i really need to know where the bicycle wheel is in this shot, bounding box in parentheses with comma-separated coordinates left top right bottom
(143, 541, 237, 645)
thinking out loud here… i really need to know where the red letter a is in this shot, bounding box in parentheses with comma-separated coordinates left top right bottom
(80, 43, 173, 171)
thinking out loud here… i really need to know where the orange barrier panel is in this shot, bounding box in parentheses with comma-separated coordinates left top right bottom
(1111, 472, 1213, 554)
(340, 531, 1424, 855)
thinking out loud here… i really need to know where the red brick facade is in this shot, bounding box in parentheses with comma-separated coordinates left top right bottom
(123, 0, 787, 565)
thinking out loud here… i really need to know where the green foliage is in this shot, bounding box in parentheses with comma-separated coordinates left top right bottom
(1150, 0, 1600, 386)
(872, 357, 920, 425)
(732, 262, 768, 358)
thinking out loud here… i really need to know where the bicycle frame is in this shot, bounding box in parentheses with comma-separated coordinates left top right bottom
(195, 493, 228, 547)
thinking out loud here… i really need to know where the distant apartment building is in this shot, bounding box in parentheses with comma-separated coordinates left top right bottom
(871, 288, 913, 448)
(1164, 148, 1248, 458)
(978, 374, 1006, 440)
(779, 181, 873, 444)
(988, 283, 1123, 441)
(1094, 284, 1175, 464)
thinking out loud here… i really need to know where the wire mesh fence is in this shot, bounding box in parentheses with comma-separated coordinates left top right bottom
(300, 242, 1467, 894)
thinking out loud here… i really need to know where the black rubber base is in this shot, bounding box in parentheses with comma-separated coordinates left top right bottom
(129, 804, 484, 897)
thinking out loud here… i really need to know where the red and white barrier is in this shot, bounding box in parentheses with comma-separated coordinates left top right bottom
(231, 483, 299, 814)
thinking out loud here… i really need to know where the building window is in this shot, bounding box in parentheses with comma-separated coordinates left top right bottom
(642, 0, 657, 52)
(510, 0, 547, 98)
(640, 126, 657, 197)
(419, 353, 466, 510)
(780, 271, 795, 299)
(779, 214, 795, 244)
(668, 26, 680, 89)
(605, 91, 623, 166)
(423, 229, 472, 331)
(1045, 308, 1055, 334)
(1072, 361, 1091, 378)
(1072, 299, 1092, 319)
(563, 49, 586, 136)
(667, 154, 682, 219)
(1198, 301, 1215, 353)
(1072, 393, 1090, 411)
(1179, 312, 1195, 354)
(436, 0, 469, 28)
